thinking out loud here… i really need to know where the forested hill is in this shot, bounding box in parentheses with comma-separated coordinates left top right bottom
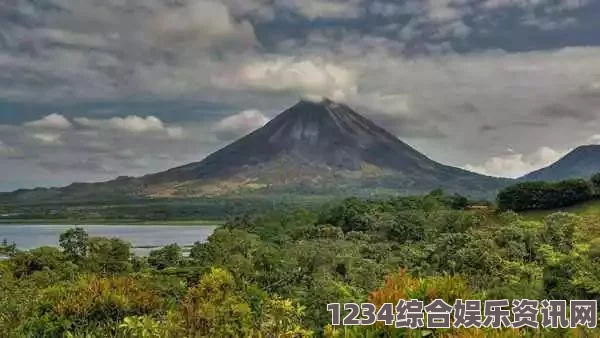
(497, 171, 600, 212)
(1, 190, 599, 337)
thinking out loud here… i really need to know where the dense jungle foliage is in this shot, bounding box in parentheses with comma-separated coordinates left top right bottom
(1, 190, 600, 337)
(497, 173, 600, 212)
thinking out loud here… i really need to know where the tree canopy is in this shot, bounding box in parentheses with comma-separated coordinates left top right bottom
(1, 190, 599, 337)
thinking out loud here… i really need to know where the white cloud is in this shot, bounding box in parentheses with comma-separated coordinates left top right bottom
(74, 115, 185, 139)
(147, 0, 257, 49)
(24, 114, 73, 130)
(556, 0, 593, 10)
(214, 109, 269, 141)
(30, 133, 64, 146)
(425, 0, 468, 23)
(165, 126, 185, 139)
(350, 93, 412, 117)
(37, 157, 117, 174)
(464, 146, 567, 178)
(214, 57, 358, 100)
(0, 113, 220, 185)
(223, 0, 275, 20)
(587, 134, 600, 144)
(114, 149, 137, 160)
(76, 116, 162, 132)
(369, 1, 411, 17)
(521, 14, 577, 31)
(0, 140, 15, 156)
(582, 81, 600, 96)
(481, 0, 590, 10)
(481, 0, 543, 9)
(275, 0, 363, 19)
(33, 28, 111, 49)
(433, 20, 472, 39)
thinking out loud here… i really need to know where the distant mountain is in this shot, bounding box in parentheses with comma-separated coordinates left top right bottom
(520, 145, 600, 182)
(0, 99, 511, 203)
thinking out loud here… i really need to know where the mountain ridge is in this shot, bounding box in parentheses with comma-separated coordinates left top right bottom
(520, 145, 600, 182)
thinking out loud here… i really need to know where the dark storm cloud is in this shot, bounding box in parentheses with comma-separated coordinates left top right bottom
(539, 103, 593, 121)
(479, 124, 496, 133)
(364, 113, 449, 140)
(457, 102, 481, 116)
(539, 83, 600, 123)
(511, 120, 550, 128)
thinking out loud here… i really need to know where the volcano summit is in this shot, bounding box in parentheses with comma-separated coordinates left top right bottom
(1, 99, 511, 202)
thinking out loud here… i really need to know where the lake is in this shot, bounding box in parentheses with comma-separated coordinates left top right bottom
(0, 224, 218, 256)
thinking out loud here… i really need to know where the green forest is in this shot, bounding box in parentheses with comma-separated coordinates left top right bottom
(1, 187, 600, 337)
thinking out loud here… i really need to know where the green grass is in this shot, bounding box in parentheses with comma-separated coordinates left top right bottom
(520, 198, 600, 221)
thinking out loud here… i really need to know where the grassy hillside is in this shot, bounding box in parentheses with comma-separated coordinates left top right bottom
(0, 195, 333, 224)
(0, 192, 467, 224)
(520, 198, 600, 221)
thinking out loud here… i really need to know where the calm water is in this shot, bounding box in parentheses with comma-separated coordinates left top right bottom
(0, 224, 217, 256)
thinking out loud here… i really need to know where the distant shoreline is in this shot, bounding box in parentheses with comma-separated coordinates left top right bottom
(0, 219, 225, 226)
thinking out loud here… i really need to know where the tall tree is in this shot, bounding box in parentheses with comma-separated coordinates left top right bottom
(59, 228, 89, 262)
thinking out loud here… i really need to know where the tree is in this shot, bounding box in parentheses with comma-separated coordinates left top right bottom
(317, 198, 373, 233)
(589, 238, 600, 261)
(543, 255, 580, 300)
(86, 237, 131, 274)
(542, 213, 579, 254)
(0, 239, 16, 257)
(180, 268, 253, 337)
(148, 244, 182, 270)
(497, 180, 593, 211)
(59, 228, 89, 262)
(10, 246, 65, 278)
(591, 172, 600, 194)
(388, 210, 426, 244)
(450, 193, 469, 210)
(256, 297, 312, 337)
(429, 188, 445, 197)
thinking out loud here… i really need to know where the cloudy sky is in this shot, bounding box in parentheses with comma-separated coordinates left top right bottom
(1, 0, 600, 191)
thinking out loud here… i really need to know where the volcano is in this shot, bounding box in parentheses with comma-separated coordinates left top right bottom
(1, 98, 511, 202)
(138, 98, 509, 198)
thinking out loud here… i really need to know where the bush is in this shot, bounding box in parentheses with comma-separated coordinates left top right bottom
(21, 275, 163, 337)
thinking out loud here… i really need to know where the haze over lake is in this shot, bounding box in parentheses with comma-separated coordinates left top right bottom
(0, 225, 217, 256)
